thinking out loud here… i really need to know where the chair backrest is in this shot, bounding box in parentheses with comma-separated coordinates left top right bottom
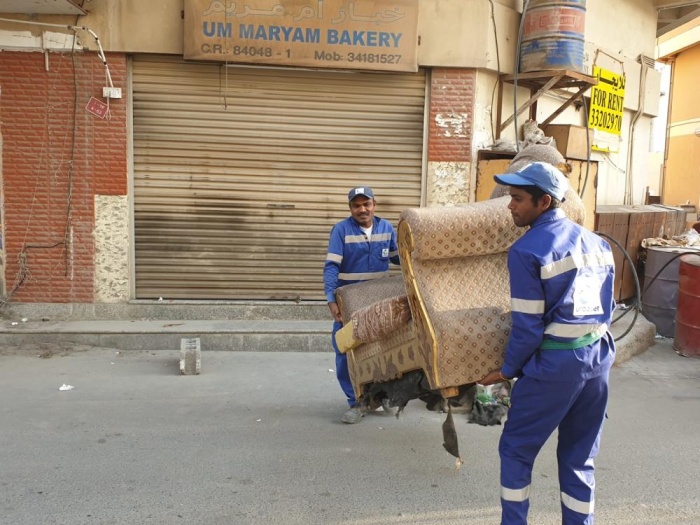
(398, 191, 586, 389)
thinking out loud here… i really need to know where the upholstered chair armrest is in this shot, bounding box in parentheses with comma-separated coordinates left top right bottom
(334, 295, 411, 354)
(335, 275, 407, 324)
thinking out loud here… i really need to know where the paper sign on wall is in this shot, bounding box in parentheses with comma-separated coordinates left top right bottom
(588, 66, 626, 153)
(86, 97, 109, 119)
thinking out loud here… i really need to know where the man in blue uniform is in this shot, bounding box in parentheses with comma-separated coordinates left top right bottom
(480, 162, 616, 525)
(324, 186, 400, 424)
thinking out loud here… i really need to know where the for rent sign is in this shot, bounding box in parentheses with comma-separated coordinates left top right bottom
(184, 0, 419, 72)
(588, 66, 626, 152)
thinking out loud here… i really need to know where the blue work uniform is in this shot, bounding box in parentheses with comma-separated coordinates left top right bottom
(499, 208, 616, 525)
(324, 216, 400, 405)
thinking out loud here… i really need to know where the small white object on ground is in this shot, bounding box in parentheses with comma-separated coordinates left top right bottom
(59, 384, 75, 391)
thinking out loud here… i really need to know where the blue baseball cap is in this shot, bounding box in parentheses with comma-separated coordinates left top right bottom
(494, 162, 568, 201)
(348, 186, 375, 201)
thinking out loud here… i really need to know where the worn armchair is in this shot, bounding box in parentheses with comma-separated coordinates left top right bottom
(334, 190, 586, 408)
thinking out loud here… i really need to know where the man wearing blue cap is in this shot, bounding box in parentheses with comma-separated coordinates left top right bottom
(480, 162, 616, 525)
(324, 187, 400, 423)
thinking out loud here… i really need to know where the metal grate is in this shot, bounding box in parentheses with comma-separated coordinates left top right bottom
(131, 56, 426, 300)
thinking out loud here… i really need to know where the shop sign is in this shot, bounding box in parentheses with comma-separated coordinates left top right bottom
(184, 0, 419, 72)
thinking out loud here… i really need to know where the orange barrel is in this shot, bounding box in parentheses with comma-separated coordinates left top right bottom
(519, 0, 587, 73)
(674, 254, 700, 358)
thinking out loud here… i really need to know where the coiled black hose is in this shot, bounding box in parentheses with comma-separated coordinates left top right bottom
(594, 231, 640, 342)
(595, 232, 693, 342)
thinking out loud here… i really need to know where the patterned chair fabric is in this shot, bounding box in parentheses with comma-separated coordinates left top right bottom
(336, 276, 420, 401)
(337, 189, 586, 400)
(350, 295, 412, 344)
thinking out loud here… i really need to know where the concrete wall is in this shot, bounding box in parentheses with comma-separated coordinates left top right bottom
(662, 43, 700, 210)
(0, 0, 666, 304)
(426, 68, 476, 206)
(94, 195, 130, 302)
(0, 52, 128, 303)
(468, 0, 663, 206)
(0, 0, 521, 69)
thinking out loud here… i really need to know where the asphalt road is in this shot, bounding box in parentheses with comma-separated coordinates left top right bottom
(0, 339, 698, 525)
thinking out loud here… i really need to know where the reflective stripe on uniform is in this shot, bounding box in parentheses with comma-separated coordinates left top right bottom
(561, 491, 594, 514)
(511, 298, 545, 314)
(344, 234, 368, 244)
(540, 252, 615, 280)
(544, 322, 607, 338)
(501, 485, 531, 502)
(371, 233, 392, 242)
(326, 253, 343, 263)
(338, 271, 389, 281)
(389, 250, 399, 258)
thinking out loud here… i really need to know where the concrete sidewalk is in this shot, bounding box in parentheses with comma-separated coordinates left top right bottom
(0, 305, 658, 361)
(0, 318, 332, 352)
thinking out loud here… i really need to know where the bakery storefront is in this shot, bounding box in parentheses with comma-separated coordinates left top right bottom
(131, 0, 425, 300)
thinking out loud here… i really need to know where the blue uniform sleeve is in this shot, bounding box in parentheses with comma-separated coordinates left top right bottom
(502, 247, 546, 378)
(323, 224, 343, 303)
(390, 226, 400, 265)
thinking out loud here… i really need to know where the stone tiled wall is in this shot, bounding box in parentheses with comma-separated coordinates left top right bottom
(427, 68, 475, 206)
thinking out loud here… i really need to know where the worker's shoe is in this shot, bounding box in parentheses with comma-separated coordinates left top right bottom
(341, 405, 368, 424)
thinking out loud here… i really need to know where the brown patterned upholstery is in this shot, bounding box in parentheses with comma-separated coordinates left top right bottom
(351, 295, 411, 344)
(336, 191, 586, 400)
(336, 276, 423, 400)
(336, 275, 406, 325)
(400, 193, 585, 389)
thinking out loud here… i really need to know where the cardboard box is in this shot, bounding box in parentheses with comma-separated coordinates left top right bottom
(543, 124, 593, 161)
(594, 205, 687, 302)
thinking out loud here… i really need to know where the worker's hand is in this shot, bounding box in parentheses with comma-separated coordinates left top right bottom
(328, 302, 342, 323)
(479, 369, 506, 386)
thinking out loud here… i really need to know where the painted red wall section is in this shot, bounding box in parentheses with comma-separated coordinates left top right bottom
(428, 68, 475, 162)
(0, 52, 127, 303)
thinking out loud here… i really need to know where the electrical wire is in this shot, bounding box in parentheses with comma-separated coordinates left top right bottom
(0, 242, 65, 309)
(640, 252, 689, 299)
(0, 18, 89, 304)
(594, 231, 641, 342)
(512, 0, 531, 152)
(594, 232, 696, 342)
(0, 17, 112, 87)
(580, 94, 591, 199)
(487, 0, 502, 143)
(59, 27, 80, 278)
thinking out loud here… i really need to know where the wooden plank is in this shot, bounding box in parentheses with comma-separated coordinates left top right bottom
(652, 209, 668, 239)
(677, 209, 687, 235)
(610, 212, 630, 302)
(568, 160, 597, 231)
(499, 75, 562, 132)
(475, 159, 511, 201)
(541, 85, 593, 127)
(622, 211, 651, 301)
(595, 206, 629, 302)
(500, 70, 597, 91)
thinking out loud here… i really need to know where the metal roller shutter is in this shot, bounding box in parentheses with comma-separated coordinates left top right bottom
(131, 55, 425, 300)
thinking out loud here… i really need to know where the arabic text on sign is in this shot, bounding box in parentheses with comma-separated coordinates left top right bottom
(201, 0, 407, 24)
